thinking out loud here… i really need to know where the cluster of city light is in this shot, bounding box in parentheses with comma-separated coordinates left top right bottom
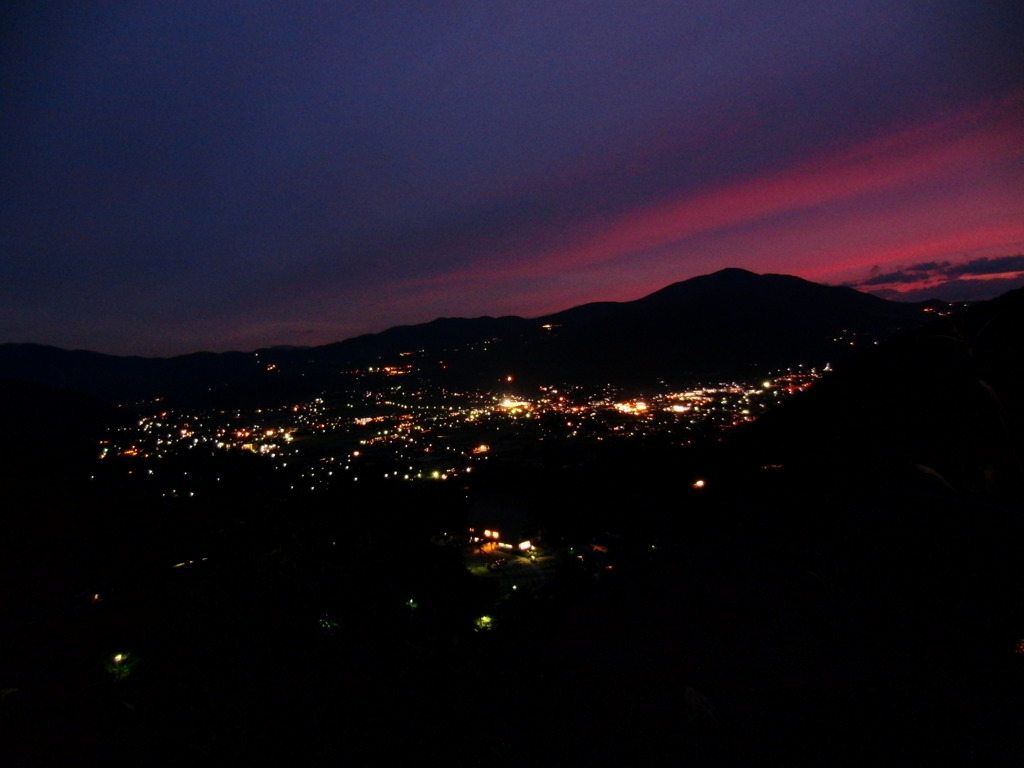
(469, 527, 501, 543)
(101, 366, 825, 497)
(614, 401, 648, 414)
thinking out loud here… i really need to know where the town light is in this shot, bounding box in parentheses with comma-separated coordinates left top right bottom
(105, 651, 137, 680)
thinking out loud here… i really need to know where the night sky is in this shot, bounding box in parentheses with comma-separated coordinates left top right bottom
(3, 2, 1022, 356)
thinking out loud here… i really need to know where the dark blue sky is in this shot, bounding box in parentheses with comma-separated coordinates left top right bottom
(3, 1, 1022, 355)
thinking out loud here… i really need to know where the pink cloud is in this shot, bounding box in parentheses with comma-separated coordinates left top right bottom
(415, 92, 1024, 293)
(292, 93, 1024, 341)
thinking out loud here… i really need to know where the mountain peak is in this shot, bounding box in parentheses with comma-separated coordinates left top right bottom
(707, 267, 759, 278)
(1, 269, 945, 400)
(639, 267, 787, 303)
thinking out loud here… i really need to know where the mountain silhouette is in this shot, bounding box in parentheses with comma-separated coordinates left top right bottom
(0, 269, 944, 403)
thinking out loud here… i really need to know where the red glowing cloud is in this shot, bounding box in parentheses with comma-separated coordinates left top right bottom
(403, 93, 1023, 313)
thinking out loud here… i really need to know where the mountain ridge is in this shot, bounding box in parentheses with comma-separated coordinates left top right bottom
(1, 269, 950, 403)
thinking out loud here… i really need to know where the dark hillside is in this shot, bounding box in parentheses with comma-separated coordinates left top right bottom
(726, 285, 1024, 500)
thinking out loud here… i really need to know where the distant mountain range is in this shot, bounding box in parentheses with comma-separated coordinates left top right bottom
(1, 269, 948, 404)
